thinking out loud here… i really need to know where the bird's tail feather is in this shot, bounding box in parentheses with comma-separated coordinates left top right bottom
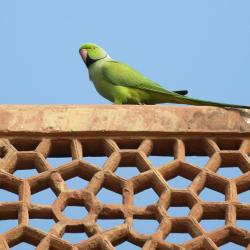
(174, 94, 250, 109)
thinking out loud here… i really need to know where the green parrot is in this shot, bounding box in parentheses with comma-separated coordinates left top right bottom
(79, 43, 250, 108)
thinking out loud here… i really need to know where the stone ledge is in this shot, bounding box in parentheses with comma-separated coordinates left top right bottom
(0, 105, 249, 134)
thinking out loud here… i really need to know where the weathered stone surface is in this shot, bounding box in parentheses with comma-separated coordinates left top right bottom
(0, 105, 249, 134)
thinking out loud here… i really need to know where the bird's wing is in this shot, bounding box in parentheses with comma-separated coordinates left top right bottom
(101, 61, 250, 109)
(102, 61, 174, 95)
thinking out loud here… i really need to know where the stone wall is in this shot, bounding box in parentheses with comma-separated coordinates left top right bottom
(0, 105, 249, 250)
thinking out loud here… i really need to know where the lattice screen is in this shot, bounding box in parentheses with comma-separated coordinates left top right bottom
(0, 137, 249, 250)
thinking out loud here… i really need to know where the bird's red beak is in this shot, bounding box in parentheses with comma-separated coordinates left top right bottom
(80, 49, 87, 63)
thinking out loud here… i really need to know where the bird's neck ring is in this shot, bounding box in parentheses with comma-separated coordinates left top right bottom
(86, 54, 107, 68)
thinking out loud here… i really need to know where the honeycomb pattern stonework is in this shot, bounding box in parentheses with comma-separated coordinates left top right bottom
(0, 137, 249, 250)
(0, 105, 249, 250)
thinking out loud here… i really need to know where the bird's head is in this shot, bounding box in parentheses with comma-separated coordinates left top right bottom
(79, 43, 108, 67)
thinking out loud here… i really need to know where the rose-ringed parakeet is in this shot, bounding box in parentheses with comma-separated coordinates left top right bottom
(79, 43, 250, 109)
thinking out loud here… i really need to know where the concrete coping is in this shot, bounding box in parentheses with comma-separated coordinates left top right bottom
(0, 105, 249, 135)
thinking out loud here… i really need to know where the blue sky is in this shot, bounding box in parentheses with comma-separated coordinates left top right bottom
(0, 1, 249, 105)
(0, 1, 250, 249)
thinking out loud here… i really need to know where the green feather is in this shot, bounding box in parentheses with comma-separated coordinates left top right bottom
(79, 43, 250, 109)
(102, 61, 172, 94)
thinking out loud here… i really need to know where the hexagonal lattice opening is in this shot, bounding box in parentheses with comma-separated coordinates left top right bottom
(8, 227, 44, 249)
(14, 169, 38, 178)
(0, 188, 18, 202)
(150, 139, 175, 154)
(236, 220, 250, 231)
(165, 219, 200, 245)
(46, 139, 72, 168)
(217, 166, 243, 179)
(184, 138, 213, 168)
(148, 155, 174, 168)
(10, 139, 41, 151)
(29, 218, 55, 232)
(198, 175, 227, 202)
(81, 139, 110, 167)
(186, 156, 210, 168)
(54, 193, 92, 224)
(47, 156, 72, 168)
(58, 161, 98, 191)
(199, 201, 226, 232)
(134, 187, 159, 207)
(116, 241, 141, 250)
(199, 187, 225, 201)
(0, 219, 18, 233)
(12, 242, 35, 250)
(165, 232, 192, 244)
(62, 232, 88, 244)
(238, 190, 250, 203)
(219, 242, 245, 250)
(160, 161, 200, 190)
(97, 187, 122, 204)
(83, 155, 108, 168)
(214, 152, 249, 180)
(167, 191, 197, 218)
(118, 151, 150, 172)
(66, 176, 89, 190)
(63, 206, 88, 220)
(215, 139, 242, 150)
(133, 219, 159, 235)
(199, 219, 225, 232)
(12, 153, 47, 179)
(97, 218, 124, 231)
(168, 207, 190, 217)
(115, 138, 142, 149)
(148, 139, 175, 167)
(168, 175, 192, 189)
(115, 166, 140, 179)
(31, 187, 57, 204)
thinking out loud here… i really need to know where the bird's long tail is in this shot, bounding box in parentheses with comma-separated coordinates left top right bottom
(172, 94, 250, 109)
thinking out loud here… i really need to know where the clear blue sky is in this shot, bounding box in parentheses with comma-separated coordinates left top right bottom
(0, 1, 249, 249)
(0, 0, 250, 105)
